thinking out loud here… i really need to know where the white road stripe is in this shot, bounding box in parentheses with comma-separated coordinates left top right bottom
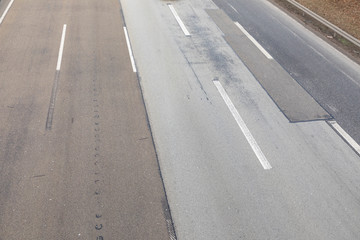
(328, 120, 360, 155)
(0, 0, 15, 25)
(234, 22, 273, 60)
(56, 24, 67, 71)
(168, 4, 190, 36)
(228, 3, 239, 14)
(123, 26, 137, 73)
(214, 80, 272, 170)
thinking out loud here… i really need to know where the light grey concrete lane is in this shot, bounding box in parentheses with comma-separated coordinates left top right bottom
(213, 0, 360, 144)
(121, 0, 360, 239)
(0, 0, 173, 239)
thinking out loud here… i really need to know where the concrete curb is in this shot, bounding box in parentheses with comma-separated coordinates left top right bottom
(287, 0, 360, 49)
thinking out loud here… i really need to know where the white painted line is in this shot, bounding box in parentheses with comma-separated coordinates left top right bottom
(328, 120, 360, 155)
(0, 0, 15, 25)
(228, 3, 239, 14)
(56, 24, 67, 71)
(168, 4, 190, 36)
(214, 80, 272, 170)
(234, 22, 273, 60)
(123, 26, 137, 73)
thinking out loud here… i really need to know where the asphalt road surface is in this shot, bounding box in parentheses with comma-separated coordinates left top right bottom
(1, 0, 360, 239)
(214, 0, 360, 145)
(0, 0, 173, 239)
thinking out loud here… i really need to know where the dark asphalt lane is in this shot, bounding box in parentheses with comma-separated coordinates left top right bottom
(207, 8, 331, 122)
(0, 0, 173, 239)
(213, 0, 360, 144)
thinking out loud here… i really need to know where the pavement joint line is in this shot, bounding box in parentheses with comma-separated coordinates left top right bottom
(327, 120, 360, 156)
(214, 80, 272, 170)
(123, 26, 137, 72)
(234, 22, 273, 60)
(0, 0, 15, 25)
(168, 4, 191, 37)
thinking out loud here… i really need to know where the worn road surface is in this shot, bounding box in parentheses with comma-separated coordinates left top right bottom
(121, 0, 360, 239)
(0, 0, 173, 239)
(214, 0, 360, 144)
(1, 0, 360, 239)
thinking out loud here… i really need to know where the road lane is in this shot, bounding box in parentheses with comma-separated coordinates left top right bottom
(0, 2, 68, 238)
(213, 0, 360, 144)
(213, 80, 272, 170)
(121, 0, 360, 238)
(0, 0, 173, 239)
(207, 8, 331, 122)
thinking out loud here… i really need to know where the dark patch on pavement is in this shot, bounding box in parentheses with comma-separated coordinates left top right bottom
(46, 70, 61, 130)
(207, 9, 331, 122)
(32, 175, 46, 178)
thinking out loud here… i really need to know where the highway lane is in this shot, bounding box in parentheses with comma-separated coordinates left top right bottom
(213, 0, 360, 145)
(0, 0, 173, 239)
(1, 0, 360, 239)
(121, 0, 360, 239)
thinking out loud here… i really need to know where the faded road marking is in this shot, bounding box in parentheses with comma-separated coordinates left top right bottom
(214, 80, 272, 170)
(234, 22, 273, 60)
(328, 121, 360, 155)
(168, 4, 191, 36)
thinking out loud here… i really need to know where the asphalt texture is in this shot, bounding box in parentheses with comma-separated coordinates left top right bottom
(213, 0, 360, 144)
(207, 9, 331, 122)
(2, 0, 360, 239)
(0, 0, 173, 239)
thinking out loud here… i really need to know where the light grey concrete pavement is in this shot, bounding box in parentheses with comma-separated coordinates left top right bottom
(121, 0, 360, 239)
(214, 0, 360, 144)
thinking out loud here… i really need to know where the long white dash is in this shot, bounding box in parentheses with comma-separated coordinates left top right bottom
(0, 0, 15, 25)
(168, 4, 190, 36)
(123, 26, 137, 73)
(234, 22, 273, 60)
(328, 120, 360, 155)
(214, 80, 272, 170)
(56, 24, 67, 71)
